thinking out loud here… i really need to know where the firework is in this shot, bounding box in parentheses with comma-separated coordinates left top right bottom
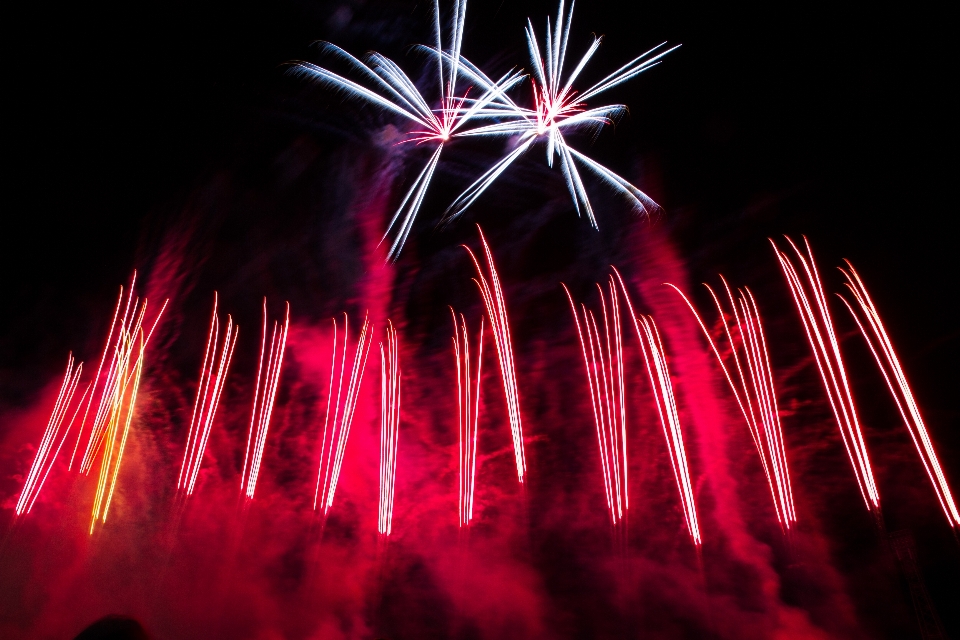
(465, 227, 526, 483)
(442, 0, 677, 225)
(563, 278, 629, 525)
(15, 355, 86, 516)
(772, 236, 880, 515)
(838, 262, 960, 529)
(668, 279, 796, 531)
(178, 293, 239, 496)
(378, 321, 401, 536)
(314, 313, 375, 514)
(88, 291, 168, 533)
(240, 300, 289, 500)
(614, 270, 701, 546)
(451, 309, 483, 526)
(288, 0, 525, 260)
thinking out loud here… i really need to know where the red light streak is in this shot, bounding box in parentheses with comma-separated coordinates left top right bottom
(178, 293, 239, 496)
(240, 299, 289, 500)
(314, 313, 375, 514)
(15, 354, 86, 516)
(464, 227, 526, 483)
(451, 309, 483, 526)
(772, 236, 880, 514)
(838, 262, 960, 529)
(614, 270, 701, 546)
(668, 279, 796, 531)
(378, 321, 401, 536)
(563, 278, 629, 525)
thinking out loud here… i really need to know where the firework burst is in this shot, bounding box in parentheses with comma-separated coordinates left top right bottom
(451, 309, 483, 526)
(378, 321, 401, 536)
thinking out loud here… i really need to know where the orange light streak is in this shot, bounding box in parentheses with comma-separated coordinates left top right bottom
(772, 237, 880, 514)
(313, 313, 374, 514)
(838, 262, 960, 529)
(614, 270, 701, 546)
(451, 309, 483, 526)
(378, 321, 401, 536)
(240, 299, 289, 500)
(668, 279, 796, 531)
(178, 293, 239, 496)
(563, 278, 628, 525)
(16, 354, 85, 516)
(464, 227, 526, 483)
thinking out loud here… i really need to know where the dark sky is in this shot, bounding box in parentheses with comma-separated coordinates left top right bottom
(2, 1, 958, 638)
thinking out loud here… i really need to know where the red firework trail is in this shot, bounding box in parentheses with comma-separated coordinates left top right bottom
(563, 278, 629, 526)
(838, 262, 960, 529)
(240, 299, 289, 500)
(313, 313, 374, 514)
(772, 237, 881, 515)
(668, 279, 796, 532)
(465, 227, 526, 483)
(614, 270, 702, 546)
(178, 293, 239, 496)
(73, 273, 167, 475)
(15, 354, 87, 516)
(451, 309, 483, 527)
(378, 321, 401, 536)
(89, 295, 168, 534)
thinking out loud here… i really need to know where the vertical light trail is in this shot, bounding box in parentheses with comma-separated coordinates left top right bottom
(178, 293, 239, 496)
(15, 355, 85, 515)
(90, 291, 167, 534)
(563, 277, 628, 525)
(668, 279, 796, 531)
(614, 270, 702, 546)
(772, 237, 880, 515)
(464, 227, 526, 483)
(451, 309, 483, 526)
(313, 313, 374, 514)
(240, 300, 289, 500)
(838, 262, 960, 529)
(378, 321, 401, 536)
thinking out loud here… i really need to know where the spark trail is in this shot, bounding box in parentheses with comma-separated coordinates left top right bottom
(668, 279, 796, 531)
(288, 0, 524, 260)
(615, 270, 701, 546)
(178, 293, 239, 496)
(838, 262, 960, 529)
(88, 290, 168, 534)
(443, 0, 677, 225)
(314, 313, 375, 515)
(465, 227, 525, 483)
(15, 355, 86, 516)
(240, 300, 289, 500)
(563, 278, 629, 525)
(773, 236, 880, 516)
(378, 321, 401, 536)
(451, 309, 483, 526)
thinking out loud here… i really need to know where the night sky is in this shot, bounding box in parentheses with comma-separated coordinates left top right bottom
(2, 1, 958, 638)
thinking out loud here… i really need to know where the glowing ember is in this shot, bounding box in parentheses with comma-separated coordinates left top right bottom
(668, 279, 796, 531)
(178, 293, 239, 496)
(240, 299, 289, 500)
(838, 262, 960, 529)
(772, 236, 880, 515)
